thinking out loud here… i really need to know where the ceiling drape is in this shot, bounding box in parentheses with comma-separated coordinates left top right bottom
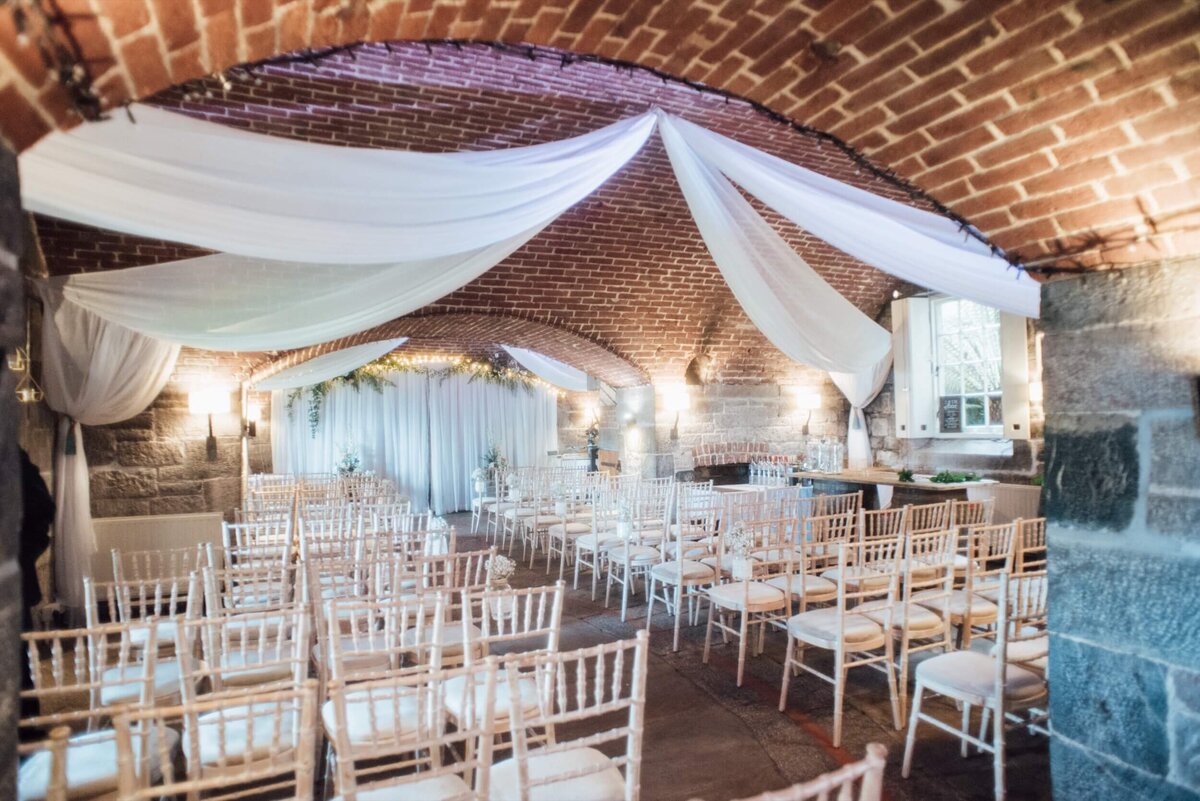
(501, 346, 590, 392)
(254, 338, 409, 391)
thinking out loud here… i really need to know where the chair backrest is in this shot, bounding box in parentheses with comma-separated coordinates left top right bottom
(994, 571, 1049, 693)
(21, 621, 160, 725)
(327, 660, 498, 801)
(816, 490, 863, 516)
(402, 548, 494, 596)
(324, 592, 446, 684)
(676, 480, 717, 515)
(953, 497, 995, 529)
(837, 537, 901, 611)
(501, 631, 649, 801)
(83, 572, 198, 632)
(185, 604, 311, 696)
(857, 506, 909, 542)
(634, 476, 675, 529)
(795, 511, 856, 579)
(113, 680, 318, 801)
(962, 522, 1017, 593)
(222, 519, 293, 554)
(906, 500, 953, 534)
(111, 544, 206, 585)
(1014, 517, 1047, 573)
(462, 582, 564, 661)
(900, 529, 957, 640)
(672, 493, 722, 563)
(709, 743, 887, 801)
(202, 561, 301, 614)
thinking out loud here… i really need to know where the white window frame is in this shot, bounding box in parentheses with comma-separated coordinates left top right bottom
(892, 295, 1030, 441)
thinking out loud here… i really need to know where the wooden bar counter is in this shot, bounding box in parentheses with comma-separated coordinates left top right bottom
(790, 469, 996, 510)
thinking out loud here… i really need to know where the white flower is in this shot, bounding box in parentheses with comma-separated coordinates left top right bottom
(726, 523, 754, 559)
(486, 554, 517, 584)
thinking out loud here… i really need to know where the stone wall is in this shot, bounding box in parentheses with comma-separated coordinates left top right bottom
(0, 142, 25, 798)
(1042, 258, 1200, 799)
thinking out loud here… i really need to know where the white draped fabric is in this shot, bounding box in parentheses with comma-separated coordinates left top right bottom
(658, 113, 893, 375)
(830, 357, 894, 470)
(501, 346, 589, 392)
(254, 338, 408, 391)
(38, 289, 180, 611)
(271, 372, 556, 514)
(21, 104, 657, 264)
(661, 114, 1041, 319)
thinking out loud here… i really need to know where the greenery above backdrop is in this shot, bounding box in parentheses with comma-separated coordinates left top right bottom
(286, 352, 556, 436)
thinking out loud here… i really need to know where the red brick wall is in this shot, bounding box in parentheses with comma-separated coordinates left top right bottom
(3, 1, 1197, 272)
(34, 42, 908, 384)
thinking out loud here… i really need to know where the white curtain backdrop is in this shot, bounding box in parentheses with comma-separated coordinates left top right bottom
(271, 371, 432, 510)
(429, 378, 558, 514)
(38, 288, 180, 612)
(255, 338, 408, 390)
(662, 113, 1041, 319)
(501, 346, 589, 392)
(21, 104, 658, 264)
(271, 372, 556, 514)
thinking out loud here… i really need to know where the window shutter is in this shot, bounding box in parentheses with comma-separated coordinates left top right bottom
(892, 298, 935, 439)
(999, 313, 1031, 440)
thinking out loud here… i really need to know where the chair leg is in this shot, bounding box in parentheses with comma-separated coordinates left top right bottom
(832, 651, 847, 748)
(644, 576, 657, 630)
(736, 611, 749, 686)
(884, 639, 902, 731)
(779, 635, 795, 712)
(897, 635, 911, 722)
(672, 584, 684, 652)
(901, 681, 924, 778)
(620, 563, 631, 622)
(573, 550, 582, 591)
(703, 601, 715, 665)
(992, 702, 1007, 801)
(591, 552, 600, 601)
(605, 559, 615, 609)
(961, 703, 972, 758)
(979, 707, 992, 755)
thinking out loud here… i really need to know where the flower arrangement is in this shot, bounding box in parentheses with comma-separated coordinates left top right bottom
(336, 444, 361, 477)
(480, 443, 509, 472)
(725, 522, 756, 580)
(486, 554, 516, 589)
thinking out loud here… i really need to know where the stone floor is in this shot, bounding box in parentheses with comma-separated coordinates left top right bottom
(448, 512, 1052, 801)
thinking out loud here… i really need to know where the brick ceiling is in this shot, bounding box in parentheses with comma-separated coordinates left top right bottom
(5, 0, 1199, 383)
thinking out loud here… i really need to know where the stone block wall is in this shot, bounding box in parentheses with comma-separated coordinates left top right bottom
(1042, 258, 1200, 800)
(0, 141, 25, 798)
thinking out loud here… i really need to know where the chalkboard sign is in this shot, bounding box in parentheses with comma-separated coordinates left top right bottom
(939, 395, 962, 433)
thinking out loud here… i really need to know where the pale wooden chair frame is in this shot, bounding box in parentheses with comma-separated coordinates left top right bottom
(645, 491, 721, 652)
(780, 538, 903, 747)
(906, 500, 953, 534)
(695, 743, 886, 801)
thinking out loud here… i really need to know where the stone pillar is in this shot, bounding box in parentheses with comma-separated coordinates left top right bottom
(1042, 259, 1200, 798)
(0, 142, 27, 798)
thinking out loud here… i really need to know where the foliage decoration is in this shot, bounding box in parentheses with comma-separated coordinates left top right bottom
(285, 352, 561, 437)
(929, 470, 981, 484)
(896, 468, 915, 483)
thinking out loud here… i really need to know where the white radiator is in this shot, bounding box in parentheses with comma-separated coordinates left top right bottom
(967, 483, 1043, 523)
(91, 513, 224, 582)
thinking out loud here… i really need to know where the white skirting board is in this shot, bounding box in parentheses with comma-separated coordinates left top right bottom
(91, 512, 224, 582)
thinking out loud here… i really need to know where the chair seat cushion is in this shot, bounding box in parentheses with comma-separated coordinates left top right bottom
(990, 635, 1049, 671)
(786, 608, 883, 649)
(444, 669, 540, 725)
(489, 747, 625, 801)
(575, 533, 619, 551)
(18, 727, 178, 801)
(312, 638, 394, 674)
(916, 651, 1046, 705)
(217, 648, 298, 686)
(707, 581, 786, 612)
(334, 773, 472, 801)
(856, 599, 945, 635)
(195, 702, 297, 765)
(100, 659, 184, 706)
(650, 560, 715, 584)
(913, 589, 998, 622)
(763, 573, 836, 599)
(820, 565, 891, 590)
(129, 619, 179, 649)
(606, 545, 660, 564)
(548, 522, 591, 538)
(322, 687, 421, 746)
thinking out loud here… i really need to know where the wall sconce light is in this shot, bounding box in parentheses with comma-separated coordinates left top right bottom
(661, 383, 691, 441)
(1028, 380, 1044, 405)
(789, 386, 823, 436)
(189, 386, 231, 461)
(11, 312, 43, 403)
(244, 402, 261, 438)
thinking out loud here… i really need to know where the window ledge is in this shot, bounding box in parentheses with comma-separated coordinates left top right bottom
(905, 438, 1014, 458)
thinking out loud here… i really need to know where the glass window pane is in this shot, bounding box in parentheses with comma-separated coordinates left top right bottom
(988, 395, 1003, 426)
(938, 301, 960, 333)
(941, 364, 963, 395)
(959, 301, 985, 330)
(938, 335, 962, 365)
(982, 305, 1000, 326)
(965, 396, 986, 427)
(985, 360, 1002, 391)
(963, 363, 986, 393)
(959, 330, 988, 363)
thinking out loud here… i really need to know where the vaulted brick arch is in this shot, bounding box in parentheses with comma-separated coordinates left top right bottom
(248, 311, 649, 388)
(2, 0, 1197, 271)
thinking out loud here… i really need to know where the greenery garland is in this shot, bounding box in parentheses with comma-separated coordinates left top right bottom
(285, 352, 555, 437)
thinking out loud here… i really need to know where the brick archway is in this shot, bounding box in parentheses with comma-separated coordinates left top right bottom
(2, 2, 1197, 270)
(248, 311, 648, 388)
